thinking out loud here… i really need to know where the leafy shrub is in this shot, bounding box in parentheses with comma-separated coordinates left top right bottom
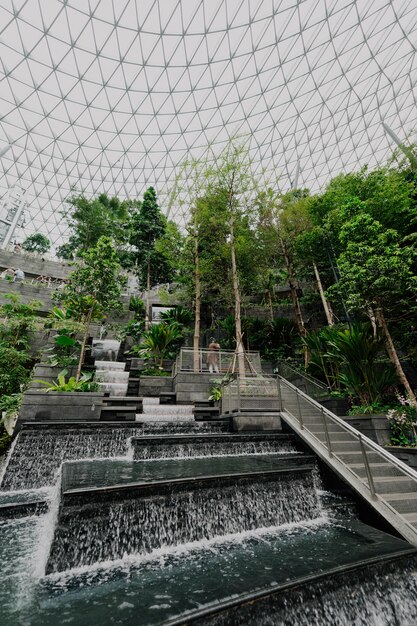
(387, 394, 417, 447)
(0, 294, 41, 350)
(304, 323, 396, 406)
(131, 323, 182, 367)
(129, 296, 145, 318)
(160, 306, 193, 327)
(0, 345, 31, 396)
(22, 233, 51, 254)
(35, 370, 99, 392)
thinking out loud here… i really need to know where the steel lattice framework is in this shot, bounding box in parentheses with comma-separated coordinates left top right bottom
(0, 0, 416, 246)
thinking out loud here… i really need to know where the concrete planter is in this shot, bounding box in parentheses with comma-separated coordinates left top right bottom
(129, 358, 174, 372)
(320, 397, 350, 417)
(138, 375, 173, 397)
(30, 364, 79, 389)
(386, 447, 417, 469)
(18, 390, 105, 425)
(343, 414, 390, 446)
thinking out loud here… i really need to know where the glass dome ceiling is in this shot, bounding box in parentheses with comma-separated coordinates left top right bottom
(0, 0, 416, 246)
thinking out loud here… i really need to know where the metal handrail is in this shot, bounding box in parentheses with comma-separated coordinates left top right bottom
(177, 348, 262, 374)
(279, 376, 417, 541)
(276, 361, 328, 391)
(279, 375, 417, 484)
(221, 372, 417, 541)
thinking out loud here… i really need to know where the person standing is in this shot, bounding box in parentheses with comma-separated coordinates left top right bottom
(14, 268, 25, 281)
(207, 338, 221, 374)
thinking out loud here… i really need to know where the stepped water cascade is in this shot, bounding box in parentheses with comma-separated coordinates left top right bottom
(47, 468, 321, 573)
(95, 360, 130, 396)
(141, 397, 195, 421)
(132, 434, 297, 460)
(0, 425, 139, 491)
(3, 392, 417, 624)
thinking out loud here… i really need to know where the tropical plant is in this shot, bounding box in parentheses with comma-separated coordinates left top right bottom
(22, 233, 51, 254)
(132, 322, 182, 367)
(141, 366, 171, 376)
(208, 374, 234, 402)
(129, 296, 145, 319)
(325, 324, 397, 406)
(0, 392, 22, 417)
(219, 314, 236, 349)
(35, 370, 99, 392)
(304, 323, 396, 406)
(303, 328, 341, 389)
(57, 192, 136, 259)
(160, 306, 193, 327)
(119, 319, 144, 343)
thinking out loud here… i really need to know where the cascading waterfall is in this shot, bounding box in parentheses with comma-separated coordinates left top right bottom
(95, 359, 129, 396)
(1, 427, 138, 491)
(140, 421, 228, 434)
(133, 439, 296, 459)
(46, 470, 322, 573)
(140, 397, 194, 422)
(199, 556, 417, 625)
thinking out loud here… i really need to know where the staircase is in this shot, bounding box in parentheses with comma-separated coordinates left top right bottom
(278, 376, 417, 544)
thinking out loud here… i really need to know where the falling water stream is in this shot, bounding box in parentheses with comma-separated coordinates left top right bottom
(2, 397, 417, 624)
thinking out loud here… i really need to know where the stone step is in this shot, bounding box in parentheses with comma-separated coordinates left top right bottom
(402, 511, 417, 527)
(95, 361, 125, 371)
(335, 450, 383, 464)
(384, 492, 417, 514)
(350, 463, 402, 478)
(96, 370, 129, 381)
(308, 422, 347, 433)
(329, 440, 362, 452)
(97, 382, 129, 397)
(307, 430, 354, 442)
(374, 476, 417, 495)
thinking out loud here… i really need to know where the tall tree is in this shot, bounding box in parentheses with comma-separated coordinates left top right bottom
(330, 212, 417, 408)
(56, 236, 124, 380)
(208, 142, 257, 376)
(57, 193, 135, 260)
(129, 187, 168, 329)
(22, 233, 51, 254)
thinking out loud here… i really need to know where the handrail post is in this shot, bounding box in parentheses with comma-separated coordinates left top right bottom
(220, 382, 224, 414)
(321, 407, 333, 458)
(180, 349, 183, 372)
(237, 375, 241, 412)
(359, 434, 377, 498)
(276, 375, 283, 411)
(295, 389, 304, 429)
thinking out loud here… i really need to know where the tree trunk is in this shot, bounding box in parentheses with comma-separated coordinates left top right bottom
(375, 307, 417, 409)
(268, 288, 274, 322)
(229, 212, 245, 377)
(280, 237, 305, 337)
(145, 256, 151, 331)
(76, 307, 94, 382)
(280, 237, 308, 365)
(313, 262, 334, 326)
(193, 227, 201, 372)
(367, 305, 377, 337)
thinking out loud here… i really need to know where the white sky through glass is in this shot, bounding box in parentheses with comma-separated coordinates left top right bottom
(0, 0, 416, 245)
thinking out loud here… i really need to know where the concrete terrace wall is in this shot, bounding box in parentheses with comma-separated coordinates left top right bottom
(0, 279, 54, 313)
(0, 250, 71, 280)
